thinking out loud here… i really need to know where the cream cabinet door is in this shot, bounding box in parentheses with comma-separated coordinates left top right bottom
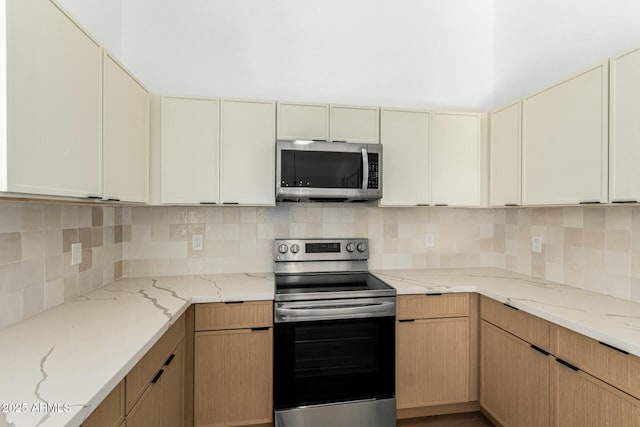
(379, 109, 430, 206)
(221, 99, 276, 205)
(161, 97, 219, 204)
(490, 101, 522, 206)
(330, 105, 379, 143)
(103, 53, 149, 202)
(523, 63, 608, 205)
(277, 102, 329, 141)
(4, 0, 102, 197)
(610, 48, 640, 203)
(431, 112, 482, 207)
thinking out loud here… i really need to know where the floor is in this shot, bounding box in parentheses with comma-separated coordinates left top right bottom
(397, 412, 495, 427)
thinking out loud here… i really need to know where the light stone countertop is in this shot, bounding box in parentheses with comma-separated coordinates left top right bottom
(2, 267, 640, 426)
(0, 273, 274, 427)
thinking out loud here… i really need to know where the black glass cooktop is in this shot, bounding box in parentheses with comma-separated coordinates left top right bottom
(275, 272, 395, 301)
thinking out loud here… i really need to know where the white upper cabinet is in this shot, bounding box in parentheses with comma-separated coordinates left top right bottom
(490, 101, 522, 206)
(330, 105, 380, 143)
(431, 112, 483, 207)
(610, 47, 640, 203)
(379, 108, 430, 206)
(221, 99, 276, 205)
(161, 97, 219, 204)
(277, 102, 329, 141)
(522, 63, 608, 205)
(2, 0, 102, 198)
(102, 52, 149, 202)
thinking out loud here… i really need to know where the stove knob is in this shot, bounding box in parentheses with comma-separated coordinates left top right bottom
(278, 244, 289, 254)
(357, 242, 367, 253)
(290, 244, 300, 254)
(346, 243, 355, 252)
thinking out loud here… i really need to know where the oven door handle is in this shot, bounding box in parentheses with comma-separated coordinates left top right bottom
(276, 300, 395, 321)
(361, 148, 369, 191)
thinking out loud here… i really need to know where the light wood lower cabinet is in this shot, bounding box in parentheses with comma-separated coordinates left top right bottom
(554, 361, 640, 427)
(194, 301, 273, 427)
(480, 320, 551, 427)
(82, 381, 125, 427)
(126, 379, 162, 427)
(396, 294, 477, 417)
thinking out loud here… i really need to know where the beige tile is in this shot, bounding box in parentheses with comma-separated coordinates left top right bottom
(61, 205, 78, 229)
(91, 206, 103, 227)
(383, 224, 397, 239)
(168, 207, 188, 224)
(584, 207, 605, 229)
(22, 284, 45, 319)
(605, 274, 631, 299)
(505, 224, 517, 239)
(92, 227, 104, 247)
(383, 209, 397, 224)
(546, 226, 564, 245)
(21, 258, 44, 288)
(79, 227, 92, 249)
(531, 252, 545, 278)
(0, 233, 21, 265)
(21, 205, 44, 231)
(240, 207, 258, 223)
(531, 209, 546, 226)
(584, 228, 604, 250)
(545, 262, 564, 283)
(545, 208, 563, 226)
(44, 230, 62, 256)
(493, 238, 505, 253)
(63, 276, 79, 301)
(21, 231, 44, 260)
(114, 225, 123, 244)
(605, 229, 631, 252)
(562, 207, 583, 228)
(78, 207, 92, 227)
(62, 229, 78, 253)
(223, 207, 240, 224)
(563, 227, 583, 247)
(123, 225, 132, 242)
(546, 244, 563, 263)
(583, 271, 605, 294)
(606, 207, 632, 229)
(45, 255, 63, 282)
(632, 251, 640, 277)
(605, 251, 631, 275)
(563, 245, 584, 268)
(223, 224, 240, 240)
(44, 279, 64, 309)
(494, 224, 505, 240)
(114, 207, 123, 226)
(631, 278, 640, 303)
(79, 249, 92, 272)
(307, 207, 323, 223)
(187, 207, 205, 223)
(506, 209, 518, 224)
(584, 248, 605, 270)
(44, 205, 62, 230)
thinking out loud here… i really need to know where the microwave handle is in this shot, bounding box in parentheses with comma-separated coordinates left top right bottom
(361, 148, 369, 191)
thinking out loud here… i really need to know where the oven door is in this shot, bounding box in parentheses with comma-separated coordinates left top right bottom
(274, 314, 395, 409)
(276, 140, 382, 201)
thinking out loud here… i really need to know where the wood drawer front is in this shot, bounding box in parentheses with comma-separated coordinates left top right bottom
(195, 301, 273, 331)
(556, 326, 640, 399)
(480, 296, 550, 350)
(397, 294, 469, 320)
(125, 314, 186, 413)
(83, 380, 124, 427)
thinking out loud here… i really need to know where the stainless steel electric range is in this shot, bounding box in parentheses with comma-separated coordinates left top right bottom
(273, 238, 396, 427)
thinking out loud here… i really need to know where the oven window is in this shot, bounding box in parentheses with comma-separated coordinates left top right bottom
(280, 150, 363, 189)
(274, 317, 395, 409)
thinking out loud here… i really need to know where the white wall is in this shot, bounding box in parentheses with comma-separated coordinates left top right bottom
(121, 0, 494, 111)
(493, 0, 640, 108)
(56, 0, 123, 58)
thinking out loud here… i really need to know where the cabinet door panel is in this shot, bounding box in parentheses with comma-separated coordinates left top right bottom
(221, 99, 275, 205)
(7, 0, 101, 197)
(523, 64, 608, 205)
(330, 105, 379, 143)
(125, 380, 162, 427)
(103, 54, 149, 202)
(379, 109, 430, 206)
(490, 101, 521, 206)
(161, 340, 184, 427)
(161, 97, 219, 204)
(194, 328, 273, 427)
(554, 362, 640, 427)
(480, 321, 550, 427)
(397, 318, 469, 408)
(610, 47, 640, 202)
(277, 102, 328, 141)
(431, 113, 481, 206)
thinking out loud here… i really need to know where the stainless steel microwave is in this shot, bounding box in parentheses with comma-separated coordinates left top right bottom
(276, 140, 382, 202)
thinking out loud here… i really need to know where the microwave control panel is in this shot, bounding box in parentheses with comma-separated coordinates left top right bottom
(368, 153, 379, 189)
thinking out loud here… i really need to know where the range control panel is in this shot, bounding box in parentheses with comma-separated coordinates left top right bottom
(274, 239, 369, 262)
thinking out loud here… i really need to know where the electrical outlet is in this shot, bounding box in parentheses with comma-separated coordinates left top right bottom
(192, 234, 204, 251)
(425, 233, 435, 248)
(531, 236, 543, 254)
(71, 243, 82, 265)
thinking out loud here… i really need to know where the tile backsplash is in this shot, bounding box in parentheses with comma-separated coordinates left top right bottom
(0, 202, 126, 328)
(2, 201, 640, 329)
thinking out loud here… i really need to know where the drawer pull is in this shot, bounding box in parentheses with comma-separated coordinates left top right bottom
(200, 202, 217, 205)
(164, 354, 175, 367)
(425, 293, 443, 296)
(556, 358, 579, 372)
(530, 344, 550, 356)
(503, 302, 519, 311)
(504, 203, 519, 207)
(579, 201, 600, 205)
(151, 369, 164, 384)
(251, 327, 269, 331)
(612, 200, 637, 204)
(398, 319, 415, 323)
(599, 341, 629, 355)
(434, 204, 448, 207)
(224, 301, 244, 304)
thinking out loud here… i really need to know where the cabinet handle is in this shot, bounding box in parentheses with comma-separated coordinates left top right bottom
(251, 327, 269, 331)
(86, 195, 101, 200)
(200, 202, 217, 205)
(224, 301, 244, 304)
(107, 198, 121, 202)
(504, 203, 519, 207)
(579, 201, 600, 205)
(612, 200, 637, 204)
(151, 369, 164, 384)
(312, 139, 327, 142)
(223, 202, 239, 205)
(425, 293, 442, 296)
(556, 358, 579, 372)
(434, 204, 448, 207)
(416, 204, 430, 207)
(530, 344, 550, 356)
(598, 341, 629, 355)
(398, 319, 415, 323)
(164, 354, 175, 367)
(503, 302, 519, 311)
